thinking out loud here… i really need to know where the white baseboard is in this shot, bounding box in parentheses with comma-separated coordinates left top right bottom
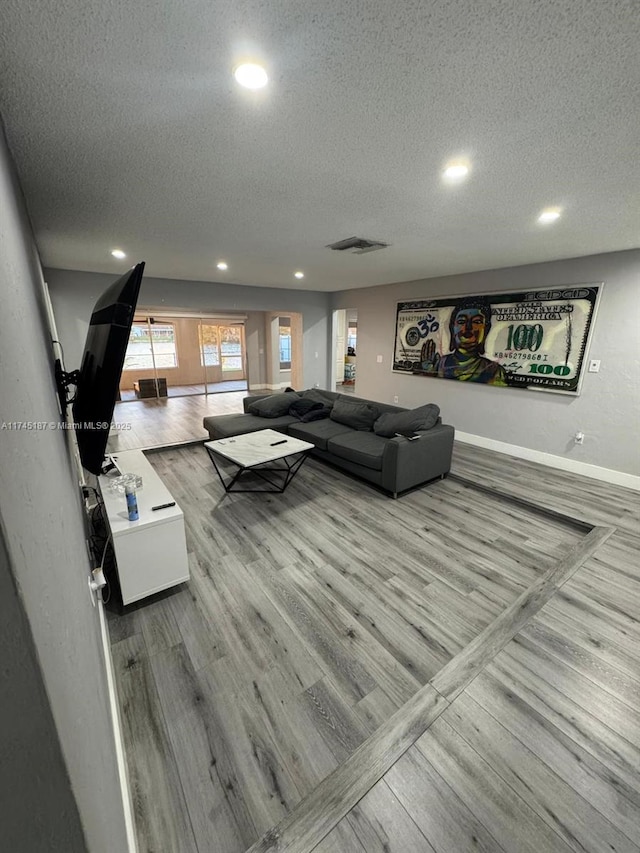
(97, 598, 138, 853)
(455, 431, 640, 492)
(249, 383, 289, 391)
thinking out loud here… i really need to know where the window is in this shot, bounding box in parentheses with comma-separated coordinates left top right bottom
(199, 324, 220, 367)
(279, 319, 291, 369)
(123, 321, 177, 370)
(219, 325, 243, 372)
(198, 323, 245, 372)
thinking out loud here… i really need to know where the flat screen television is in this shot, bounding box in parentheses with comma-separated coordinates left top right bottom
(57, 262, 144, 474)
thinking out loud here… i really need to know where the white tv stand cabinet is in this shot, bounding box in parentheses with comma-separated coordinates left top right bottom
(98, 449, 189, 605)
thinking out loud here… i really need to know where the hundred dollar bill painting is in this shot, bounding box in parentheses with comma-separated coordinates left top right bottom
(393, 285, 601, 392)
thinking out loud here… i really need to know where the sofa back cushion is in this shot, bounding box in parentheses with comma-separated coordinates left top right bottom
(301, 388, 338, 406)
(247, 392, 299, 418)
(373, 403, 440, 437)
(288, 398, 323, 419)
(330, 397, 380, 431)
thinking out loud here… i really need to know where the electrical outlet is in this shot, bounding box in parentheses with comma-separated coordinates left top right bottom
(574, 431, 584, 444)
(393, 396, 399, 404)
(588, 359, 600, 373)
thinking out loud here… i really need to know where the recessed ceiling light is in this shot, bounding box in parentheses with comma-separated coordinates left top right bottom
(234, 63, 268, 90)
(294, 271, 305, 279)
(216, 261, 228, 271)
(443, 162, 470, 181)
(538, 208, 562, 224)
(111, 249, 126, 259)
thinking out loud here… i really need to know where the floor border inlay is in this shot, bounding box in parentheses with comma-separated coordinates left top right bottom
(448, 472, 593, 531)
(245, 523, 614, 853)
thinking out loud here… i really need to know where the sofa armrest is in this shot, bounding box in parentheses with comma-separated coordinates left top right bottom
(380, 424, 455, 496)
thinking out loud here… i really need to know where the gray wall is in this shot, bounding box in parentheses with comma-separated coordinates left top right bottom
(0, 126, 128, 850)
(0, 525, 85, 852)
(332, 250, 640, 477)
(245, 310, 268, 388)
(45, 268, 332, 390)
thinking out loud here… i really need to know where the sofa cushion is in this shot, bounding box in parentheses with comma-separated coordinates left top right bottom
(301, 388, 337, 406)
(203, 413, 296, 438)
(287, 418, 352, 450)
(300, 404, 332, 422)
(327, 431, 388, 471)
(330, 397, 380, 431)
(247, 392, 300, 418)
(374, 404, 440, 437)
(288, 398, 323, 419)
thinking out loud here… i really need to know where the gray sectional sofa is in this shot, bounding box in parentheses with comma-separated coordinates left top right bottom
(203, 389, 455, 498)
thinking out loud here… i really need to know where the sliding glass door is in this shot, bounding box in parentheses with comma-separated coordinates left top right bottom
(119, 316, 247, 400)
(199, 322, 246, 392)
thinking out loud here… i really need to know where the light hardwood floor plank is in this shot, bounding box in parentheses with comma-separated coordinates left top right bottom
(244, 558, 380, 704)
(301, 560, 450, 681)
(167, 559, 229, 672)
(344, 779, 437, 853)
(384, 746, 507, 853)
(438, 692, 640, 853)
(466, 666, 640, 842)
(110, 635, 199, 853)
(311, 821, 367, 853)
(275, 560, 423, 706)
(148, 643, 256, 853)
(214, 553, 326, 691)
(415, 716, 576, 853)
(519, 618, 640, 711)
(251, 665, 342, 793)
(354, 686, 402, 735)
(489, 633, 640, 791)
(196, 654, 304, 839)
(431, 525, 614, 700)
(245, 685, 448, 853)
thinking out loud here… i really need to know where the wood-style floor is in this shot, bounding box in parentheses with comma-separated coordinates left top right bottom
(105, 430, 640, 853)
(108, 391, 248, 453)
(119, 381, 248, 402)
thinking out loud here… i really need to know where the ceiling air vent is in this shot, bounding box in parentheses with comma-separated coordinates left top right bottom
(326, 236, 389, 254)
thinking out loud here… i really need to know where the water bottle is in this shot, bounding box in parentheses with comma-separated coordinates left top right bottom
(125, 484, 139, 521)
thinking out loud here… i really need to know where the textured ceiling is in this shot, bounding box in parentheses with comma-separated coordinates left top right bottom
(1, 0, 638, 291)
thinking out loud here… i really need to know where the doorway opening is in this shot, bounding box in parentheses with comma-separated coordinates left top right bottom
(261, 312, 304, 391)
(333, 309, 357, 393)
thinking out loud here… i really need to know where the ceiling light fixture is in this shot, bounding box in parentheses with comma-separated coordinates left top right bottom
(216, 261, 228, 270)
(294, 271, 305, 279)
(442, 162, 470, 182)
(538, 208, 562, 224)
(234, 63, 268, 90)
(111, 249, 126, 259)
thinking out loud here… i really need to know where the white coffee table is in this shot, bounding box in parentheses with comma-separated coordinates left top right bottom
(204, 428, 314, 493)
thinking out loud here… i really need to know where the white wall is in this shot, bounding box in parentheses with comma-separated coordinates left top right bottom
(0, 126, 129, 850)
(332, 250, 640, 481)
(45, 268, 332, 391)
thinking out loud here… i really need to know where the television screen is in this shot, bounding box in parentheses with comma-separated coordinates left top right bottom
(72, 263, 144, 474)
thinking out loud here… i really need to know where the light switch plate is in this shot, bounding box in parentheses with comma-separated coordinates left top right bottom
(376, 355, 383, 363)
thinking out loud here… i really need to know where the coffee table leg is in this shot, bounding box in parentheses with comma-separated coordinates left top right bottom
(248, 451, 310, 492)
(205, 445, 245, 493)
(205, 446, 311, 493)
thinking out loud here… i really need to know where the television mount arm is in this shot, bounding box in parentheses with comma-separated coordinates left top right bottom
(54, 358, 79, 416)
